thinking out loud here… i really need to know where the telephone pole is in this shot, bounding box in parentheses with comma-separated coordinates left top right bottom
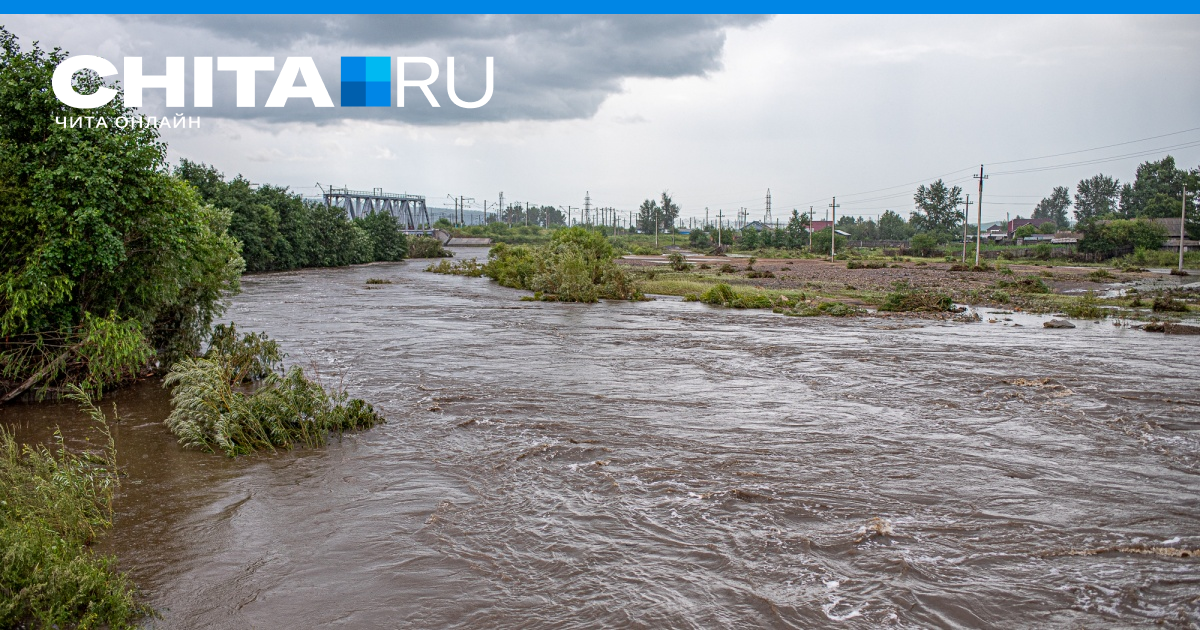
(974, 165, 987, 266)
(717, 209, 724, 248)
(498, 192, 504, 225)
(808, 206, 814, 250)
(829, 197, 839, 261)
(1181, 184, 1188, 273)
(962, 194, 972, 263)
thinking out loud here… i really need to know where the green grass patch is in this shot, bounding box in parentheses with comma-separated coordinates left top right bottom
(1061, 290, 1107, 319)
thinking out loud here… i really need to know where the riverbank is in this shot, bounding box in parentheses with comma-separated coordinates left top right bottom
(620, 252, 1200, 321)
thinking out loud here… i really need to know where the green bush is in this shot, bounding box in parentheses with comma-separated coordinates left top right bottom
(667, 251, 693, 271)
(478, 228, 640, 302)
(407, 236, 453, 258)
(909, 233, 940, 257)
(1152, 296, 1189, 312)
(163, 327, 384, 456)
(0, 388, 149, 629)
(0, 30, 243, 400)
(425, 258, 485, 277)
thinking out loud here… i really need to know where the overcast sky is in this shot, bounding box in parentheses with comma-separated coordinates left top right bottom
(8, 14, 1200, 225)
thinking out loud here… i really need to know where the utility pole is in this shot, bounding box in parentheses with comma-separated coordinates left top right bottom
(717, 210, 724, 249)
(962, 194, 972, 263)
(654, 207, 660, 246)
(809, 206, 814, 250)
(498, 192, 504, 225)
(1181, 184, 1188, 273)
(764, 189, 772, 225)
(525, 202, 530, 227)
(974, 165, 987, 267)
(829, 197, 839, 261)
(584, 191, 592, 226)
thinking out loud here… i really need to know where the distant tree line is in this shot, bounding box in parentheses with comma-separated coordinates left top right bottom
(175, 160, 409, 273)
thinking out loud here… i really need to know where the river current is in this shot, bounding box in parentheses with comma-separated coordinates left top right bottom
(5, 248, 1199, 628)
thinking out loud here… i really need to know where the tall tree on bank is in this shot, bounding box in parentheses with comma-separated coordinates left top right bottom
(785, 209, 809, 248)
(637, 199, 659, 234)
(1032, 186, 1071, 228)
(1118, 156, 1199, 230)
(1073, 174, 1120, 224)
(659, 192, 680, 231)
(0, 28, 243, 400)
(911, 179, 963, 241)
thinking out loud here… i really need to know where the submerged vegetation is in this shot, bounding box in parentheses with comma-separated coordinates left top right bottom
(0, 388, 148, 629)
(163, 324, 384, 457)
(429, 227, 642, 302)
(877, 282, 954, 313)
(406, 236, 453, 259)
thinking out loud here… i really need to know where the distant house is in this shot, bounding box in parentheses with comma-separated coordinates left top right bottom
(1050, 231, 1082, 244)
(1007, 217, 1056, 238)
(807, 220, 833, 232)
(984, 225, 1007, 241)
(1153, 217, 1200, 251)
(742, 220, 770, 231)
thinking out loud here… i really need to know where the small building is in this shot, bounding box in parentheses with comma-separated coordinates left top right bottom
(807, 220, 834, 232)
(1007, 217, 1056, 238)
(1153, 217, 1200, 251)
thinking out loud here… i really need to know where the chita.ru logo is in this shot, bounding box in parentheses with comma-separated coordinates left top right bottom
(51, 55, 494, 109)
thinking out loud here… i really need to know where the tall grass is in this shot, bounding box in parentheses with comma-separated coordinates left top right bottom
(0, 387, 148, 629)
(164, 326, 384, 457)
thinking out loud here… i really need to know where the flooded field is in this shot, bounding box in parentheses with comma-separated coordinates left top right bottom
(4, 248, 1199, 628)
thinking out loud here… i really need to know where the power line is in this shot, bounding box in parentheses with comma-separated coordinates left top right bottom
(988, 125, 1200, 166)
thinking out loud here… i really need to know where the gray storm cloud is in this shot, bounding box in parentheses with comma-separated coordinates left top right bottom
(108, 15, 768, 125)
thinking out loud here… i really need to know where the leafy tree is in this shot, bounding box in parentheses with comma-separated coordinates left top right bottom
(739, 225, 759, 250)
(637, 199, 659, 234)
(809, 227, 846, 254)
(1079, 218, 1168, 255)
(911, 179, 963, 241)
(877, 210, 910, 240)
(1074, 174, 1120, 223)
(659, 192, 679, 231)
(688, 228, 711, 249)
(785, 209, 809, 249)
(1032, 186, 1071, 227)
(1013, 224, 1038, 239)
(0, 28, 242, 399)
(1118, 156, 1200, 219)
(355, 212, 408, 261)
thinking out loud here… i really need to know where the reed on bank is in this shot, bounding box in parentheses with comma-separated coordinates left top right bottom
(0, 387, 147, 629)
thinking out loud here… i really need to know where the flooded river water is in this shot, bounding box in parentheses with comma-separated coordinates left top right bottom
(4, 248, 1199, 628)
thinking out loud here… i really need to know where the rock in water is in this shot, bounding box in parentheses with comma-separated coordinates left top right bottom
(1044, 319, 1076, 329)
(1165, 323, 1200, 335)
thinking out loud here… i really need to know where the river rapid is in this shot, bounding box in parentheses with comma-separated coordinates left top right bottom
(5, 248, 1199, 628)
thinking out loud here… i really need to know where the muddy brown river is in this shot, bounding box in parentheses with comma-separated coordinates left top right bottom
(4, 248, 1199, 628)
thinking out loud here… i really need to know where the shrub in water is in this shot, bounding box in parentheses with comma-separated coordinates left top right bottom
(164, 327, 384, 457)
(407, 236, 453, 258)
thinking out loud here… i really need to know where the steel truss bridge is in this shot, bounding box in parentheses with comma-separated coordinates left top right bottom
(323, 187, 431, 229)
